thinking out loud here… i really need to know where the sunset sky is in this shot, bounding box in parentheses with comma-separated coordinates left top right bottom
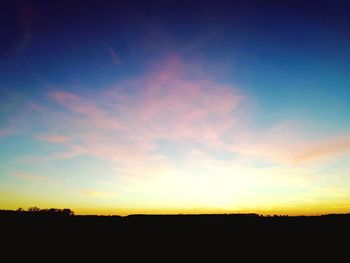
(1, 0, 350, 215)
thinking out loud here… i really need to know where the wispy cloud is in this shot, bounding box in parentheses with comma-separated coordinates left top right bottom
(0, 103, 37, 141)
(0, 128, 16, 140)
(49, 90, 126, 131)
(35, 134, 71, 143)
(16, 4, 38, 53)
(105, 45, 122, 65)
(81, 190, 117, 198)
(10, 171, 55, 184)
(294, 135, 350, 163)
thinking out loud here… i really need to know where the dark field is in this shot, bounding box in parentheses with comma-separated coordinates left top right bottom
(2, 209, 350, 236)
(1, 209, 349, 259)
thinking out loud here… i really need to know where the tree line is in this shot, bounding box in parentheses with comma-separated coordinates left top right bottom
(0, 207, 74, 216)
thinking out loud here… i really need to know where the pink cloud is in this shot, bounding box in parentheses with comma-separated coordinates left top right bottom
(52, 144, 87, 159)
(35, 134, 71, 143)
(103, 57, 242, 147)
(33, 56, 350, 176)
(38, 57, 243, 167)
(227, 122, 350, 164)
(294, 135, 350, 163)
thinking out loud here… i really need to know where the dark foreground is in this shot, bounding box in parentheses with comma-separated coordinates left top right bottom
(1, 210, 349, 258)
(2, 210, 350, 233)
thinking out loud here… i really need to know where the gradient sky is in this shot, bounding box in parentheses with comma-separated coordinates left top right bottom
(1, 0, 350, 215)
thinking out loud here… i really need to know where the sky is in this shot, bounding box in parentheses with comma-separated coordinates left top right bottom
(1, 0, 350, 215)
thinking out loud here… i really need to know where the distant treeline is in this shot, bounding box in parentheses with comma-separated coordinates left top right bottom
(0, 207, 74, 216)
(1, 208, 350, 219)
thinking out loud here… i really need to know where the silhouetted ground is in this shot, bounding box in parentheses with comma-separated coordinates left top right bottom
(1, 209, 349, 259)
(2, 209, 350, 236)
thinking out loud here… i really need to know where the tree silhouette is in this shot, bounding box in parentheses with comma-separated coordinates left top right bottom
(28, 207, 40, 212)
(62, 208, 74, 216)
(13, 207, 75, 216)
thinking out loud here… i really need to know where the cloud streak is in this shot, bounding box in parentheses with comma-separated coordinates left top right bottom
(294, 135, 350, 163)
(10, 171, 55, 184)
(35, 134, 72, 143)
(81, 190, 117, 198)
(105, 45, 122, 65)
(0, 128, 16, 140)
